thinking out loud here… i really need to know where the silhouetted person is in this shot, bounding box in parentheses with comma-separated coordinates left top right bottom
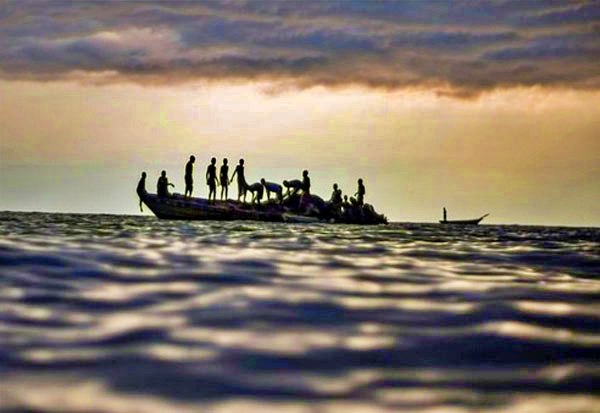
(247, 182, 264, 204)
(329, 183, 343, 215)
(283, 179, 303, 197)
(300, 169, 311, 206)
(220, 158, 229, 201)
(355, 178, 365, 206)
(342, 195, 350, 211)
(157, 170, 174, 198)
(443, 207, 447, 222)
(184, 155, 195, 198)
(230, 158, 248, 202)
(206, 157, 218, 202)
(261, 179, 283, 203)
(330, 183, 342, 204)
(136, 171, 147, 212)
(302, 170, 311, 194)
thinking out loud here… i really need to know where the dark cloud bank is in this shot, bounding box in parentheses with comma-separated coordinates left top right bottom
(1, 0, 598, 97)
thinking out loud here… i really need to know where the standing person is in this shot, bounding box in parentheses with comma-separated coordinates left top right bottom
(329, 183, 343, 215)
(330, 183, 342, 204)
(206, 157, 218, 202)
(355, 178, 365, 206)
(443, 207, 447, 222)
(300, 169, 311, 206)
(184, 155, 195, 198)
(302, 170, 311, 195)
(157, 170, 174, 198)
(136, 171, 147, 212)
(220, 158, 229, 201)
(230, 158, 248, 202)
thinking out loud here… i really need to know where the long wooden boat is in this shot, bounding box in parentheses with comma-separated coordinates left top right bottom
(439, 214, 489, 225)
(141, 193, 387, 224)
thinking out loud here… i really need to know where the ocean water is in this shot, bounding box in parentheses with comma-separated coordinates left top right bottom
(0, 211, 599, 413)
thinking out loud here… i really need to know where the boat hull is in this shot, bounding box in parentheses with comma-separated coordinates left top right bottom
(439, 214, 488, 225)
(142, 194, 284, 222)
(141, 193, 387, 224)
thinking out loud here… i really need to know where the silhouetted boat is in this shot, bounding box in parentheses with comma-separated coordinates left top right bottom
(141, 193, 386, 225)
(440, 214, 489, 225)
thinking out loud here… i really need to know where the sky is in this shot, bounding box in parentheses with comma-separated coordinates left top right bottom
(1, 0, 599, 225)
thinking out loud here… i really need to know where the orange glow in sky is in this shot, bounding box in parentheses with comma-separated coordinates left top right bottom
(1, 80, 598, 225)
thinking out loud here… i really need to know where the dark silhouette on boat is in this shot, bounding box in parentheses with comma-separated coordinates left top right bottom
(440, 208, 489, 225)
(261, 179, 283, 204)
(230, 158, 248, 202)
(136, 172, 147, 212)
(283, 179, 303, 197)
(206, 157, 218, 202)
(157, 170, 175, 198)
(184, 155, 195, 198)
(219, 158, 229, 201)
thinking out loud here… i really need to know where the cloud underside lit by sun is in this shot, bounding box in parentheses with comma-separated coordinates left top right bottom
(0, 0, 599, 98)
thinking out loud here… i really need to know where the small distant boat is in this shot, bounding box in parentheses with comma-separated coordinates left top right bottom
(440, 213, 489, 225)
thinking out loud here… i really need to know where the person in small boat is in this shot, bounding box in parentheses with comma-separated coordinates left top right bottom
(230, 158, 248, 202)
(247, 182, 264, 204)
(283, 179, 303, 197)
(261, 179, 283, 203)
(157, 170, 174, 198)
(220, 158, 229, 201)
(206, 157, 219, 202)
(184, 155, 195, 198)
(136, 171, 147, 212)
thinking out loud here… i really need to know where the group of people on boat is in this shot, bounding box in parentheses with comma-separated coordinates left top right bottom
(136, 155, 368, 216)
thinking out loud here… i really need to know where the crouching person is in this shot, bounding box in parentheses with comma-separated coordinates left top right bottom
(261, 179, 283, 204)
(246, 182, 264, 205)
(283, 179, 303, 198)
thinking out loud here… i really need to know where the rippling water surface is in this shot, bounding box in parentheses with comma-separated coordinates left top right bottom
(1, 211, 599, 413)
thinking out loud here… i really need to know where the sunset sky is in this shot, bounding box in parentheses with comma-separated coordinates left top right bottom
(1, 1, 599, 225)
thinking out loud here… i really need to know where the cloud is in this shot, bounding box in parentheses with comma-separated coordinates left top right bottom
(0, 0, 598, 97)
